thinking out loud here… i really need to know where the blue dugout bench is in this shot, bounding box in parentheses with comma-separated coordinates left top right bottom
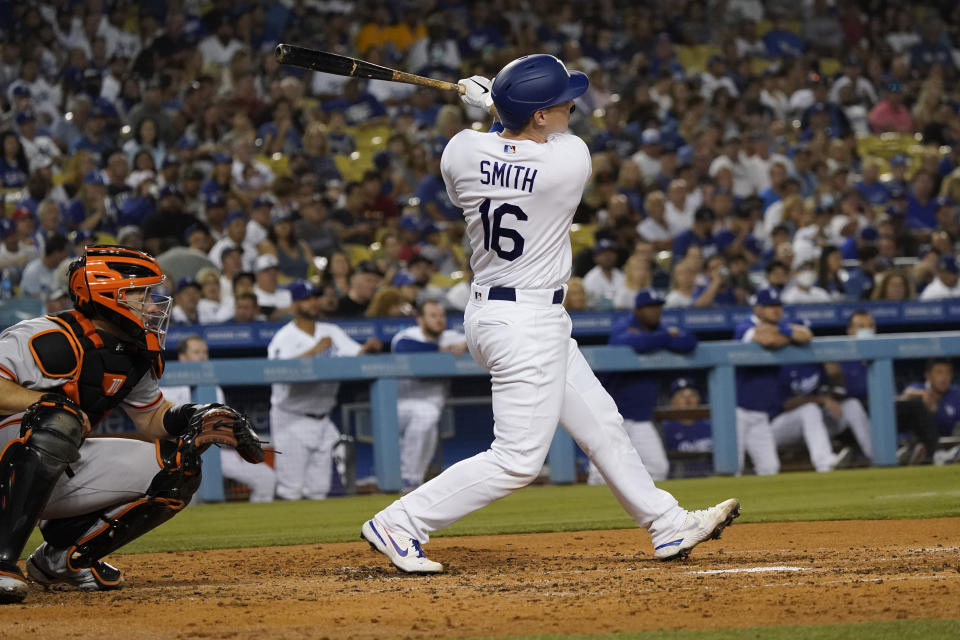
(164, 332, 960, 502)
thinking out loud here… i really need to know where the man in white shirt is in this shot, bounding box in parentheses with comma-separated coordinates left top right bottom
(16, 110, 61, 172)
(637, 190, 673, 250)
(253, 253, 293, 319)
(919, 256, 960, 300)
(664, 178, 697, 236)
(582, 239, 624, 310)
(161, 335, 276, 503)
(20, 233, 69, 298)
(782, 261, 832, 304)
(630, 129, 662, 186)
(267, 281, 381, 500)
(198, 16, 243, 67)
(709, 132, 754, 197)
(0, 217, 40, 286)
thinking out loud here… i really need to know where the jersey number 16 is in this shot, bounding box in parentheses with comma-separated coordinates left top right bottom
(479, 198, 526, 261)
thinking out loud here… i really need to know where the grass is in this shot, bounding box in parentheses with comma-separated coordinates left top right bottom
(26, 465, 958, 556)
(465, 619, 960, 640)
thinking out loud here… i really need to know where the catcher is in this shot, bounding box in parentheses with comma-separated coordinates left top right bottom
(0, 246, 264, 604)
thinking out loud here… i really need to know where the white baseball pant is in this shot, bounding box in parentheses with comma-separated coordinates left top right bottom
(734, 408, 780, 475)
(398, 398, 443, 487)
(587, 419, 669, 484)
(840, 398, 873, 460)
(269, 408, 340, 500)
(376, 288, 686, 545)
(770, 402, 836, 472)
(221, 449, 277, 502)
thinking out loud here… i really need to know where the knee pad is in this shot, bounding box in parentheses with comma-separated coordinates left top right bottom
(0, 408, 83, 565)
(38, 437, 203, 570)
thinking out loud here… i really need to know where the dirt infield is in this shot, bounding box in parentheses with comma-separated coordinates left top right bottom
(3, 518, 958, 639)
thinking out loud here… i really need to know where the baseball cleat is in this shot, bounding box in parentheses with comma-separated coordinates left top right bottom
(26, 543, 124, 592)
(361, 519, 443, 574)
(654, 498, 741, 561)
(0, 562, 29, 604)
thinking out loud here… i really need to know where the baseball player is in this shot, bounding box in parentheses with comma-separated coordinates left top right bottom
(587, 288, 697, 484)
(267, 280, 381, 500)
(161, 335, 277, 502)
(391, 300, 468, 490)
(361, 55, 739, 574)
(0, 246, 263, 604)
(775, 362, 854, 472)
(734, 286, 812, 475)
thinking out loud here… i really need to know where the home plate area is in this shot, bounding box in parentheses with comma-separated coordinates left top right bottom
(5, 518, 958, 640)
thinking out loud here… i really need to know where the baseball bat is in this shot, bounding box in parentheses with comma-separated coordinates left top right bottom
(275, 44, 465, 94)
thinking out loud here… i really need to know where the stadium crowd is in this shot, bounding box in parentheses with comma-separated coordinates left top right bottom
(1, 0, 960, 324)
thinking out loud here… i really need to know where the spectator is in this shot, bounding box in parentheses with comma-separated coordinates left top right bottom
(196, 267, 232, 324)
(582, 239, 623, 310)
(563, 277, 589, 312)
(664, 258, 698, 308)
(868, 81, 913, 133)
(141, 184, 201, 256)
(365, 287, 410, 317)
(0, 217, 39, 287)
(919, 255, 960, 301)
(253, 253, 293, 320)
(734, 287, 813, 476)
(171, 277, 202, 325)
(589, 289, 697, 484)
(673, 206, 719, 263)
(782, 259, 832, 304)
(613, 254, 653, 310)
(335, 261, 382, 317)
(906, 171, 938, 231)
(20, 233, 69, 298)
(268, 212, 313, 281)
(637, 190, 672, 250)
(232, 291, 264, 323)
(871, 269, 914, 301)
(209, 210, 257, 272)
(815, 246, 846, 300)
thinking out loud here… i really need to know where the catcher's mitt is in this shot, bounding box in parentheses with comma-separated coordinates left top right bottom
(189, 405, 266, 464)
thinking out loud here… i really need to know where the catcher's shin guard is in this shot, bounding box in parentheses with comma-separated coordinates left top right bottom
(0, 406, 83, 569)
(39, 437, 202, 571)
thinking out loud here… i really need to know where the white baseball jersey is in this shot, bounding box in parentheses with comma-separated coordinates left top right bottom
(267, 321, 362, 415)
(391, 326, 466, 405)
(440, 129, 592, 290)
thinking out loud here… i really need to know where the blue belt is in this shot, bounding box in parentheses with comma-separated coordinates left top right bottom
(488, 287, 564, 304)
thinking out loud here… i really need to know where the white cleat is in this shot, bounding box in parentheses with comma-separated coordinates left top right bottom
(0, 563, 28, 604)
(361, 519, 443, 574)
(654, 498, 741, 561)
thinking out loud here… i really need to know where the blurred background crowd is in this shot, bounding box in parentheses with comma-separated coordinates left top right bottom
(2, 0, 960, 326)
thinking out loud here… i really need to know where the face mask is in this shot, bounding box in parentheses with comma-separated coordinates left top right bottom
(795, 270, 816, 288)
(855, 328, 875, 339)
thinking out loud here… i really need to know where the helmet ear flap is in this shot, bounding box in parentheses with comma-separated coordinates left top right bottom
(67, 256, 92, 310)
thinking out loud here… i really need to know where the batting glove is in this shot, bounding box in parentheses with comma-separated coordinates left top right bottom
(459, 76, 493, 111)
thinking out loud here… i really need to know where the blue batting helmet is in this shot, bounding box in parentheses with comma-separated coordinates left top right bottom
(491, 55, 588, 131)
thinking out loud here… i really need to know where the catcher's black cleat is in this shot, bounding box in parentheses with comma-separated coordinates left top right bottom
(26, 543, 123, 591)
(0, 561, 28, 604)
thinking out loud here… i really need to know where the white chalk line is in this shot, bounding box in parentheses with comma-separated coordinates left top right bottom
(687, 565, 806, 575)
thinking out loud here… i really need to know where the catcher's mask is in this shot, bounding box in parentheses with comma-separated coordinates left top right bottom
(67, 245, 172, 351)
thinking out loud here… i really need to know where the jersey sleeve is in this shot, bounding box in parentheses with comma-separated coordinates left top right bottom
(267, 327, 304, 360)
(122, 370, 164, 411)
(329, 325, 363, 357)
(439, 133, 463, 208)
(0, 318, 76, 391)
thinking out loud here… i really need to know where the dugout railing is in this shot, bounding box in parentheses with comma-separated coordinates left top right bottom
(163, 332, 960, 502)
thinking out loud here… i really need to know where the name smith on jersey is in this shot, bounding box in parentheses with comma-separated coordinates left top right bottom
(479, 160, 538, 193)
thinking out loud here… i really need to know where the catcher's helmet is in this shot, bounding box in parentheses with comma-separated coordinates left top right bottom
(67, 245, 172, 351)
(491, 54, 589, 131)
